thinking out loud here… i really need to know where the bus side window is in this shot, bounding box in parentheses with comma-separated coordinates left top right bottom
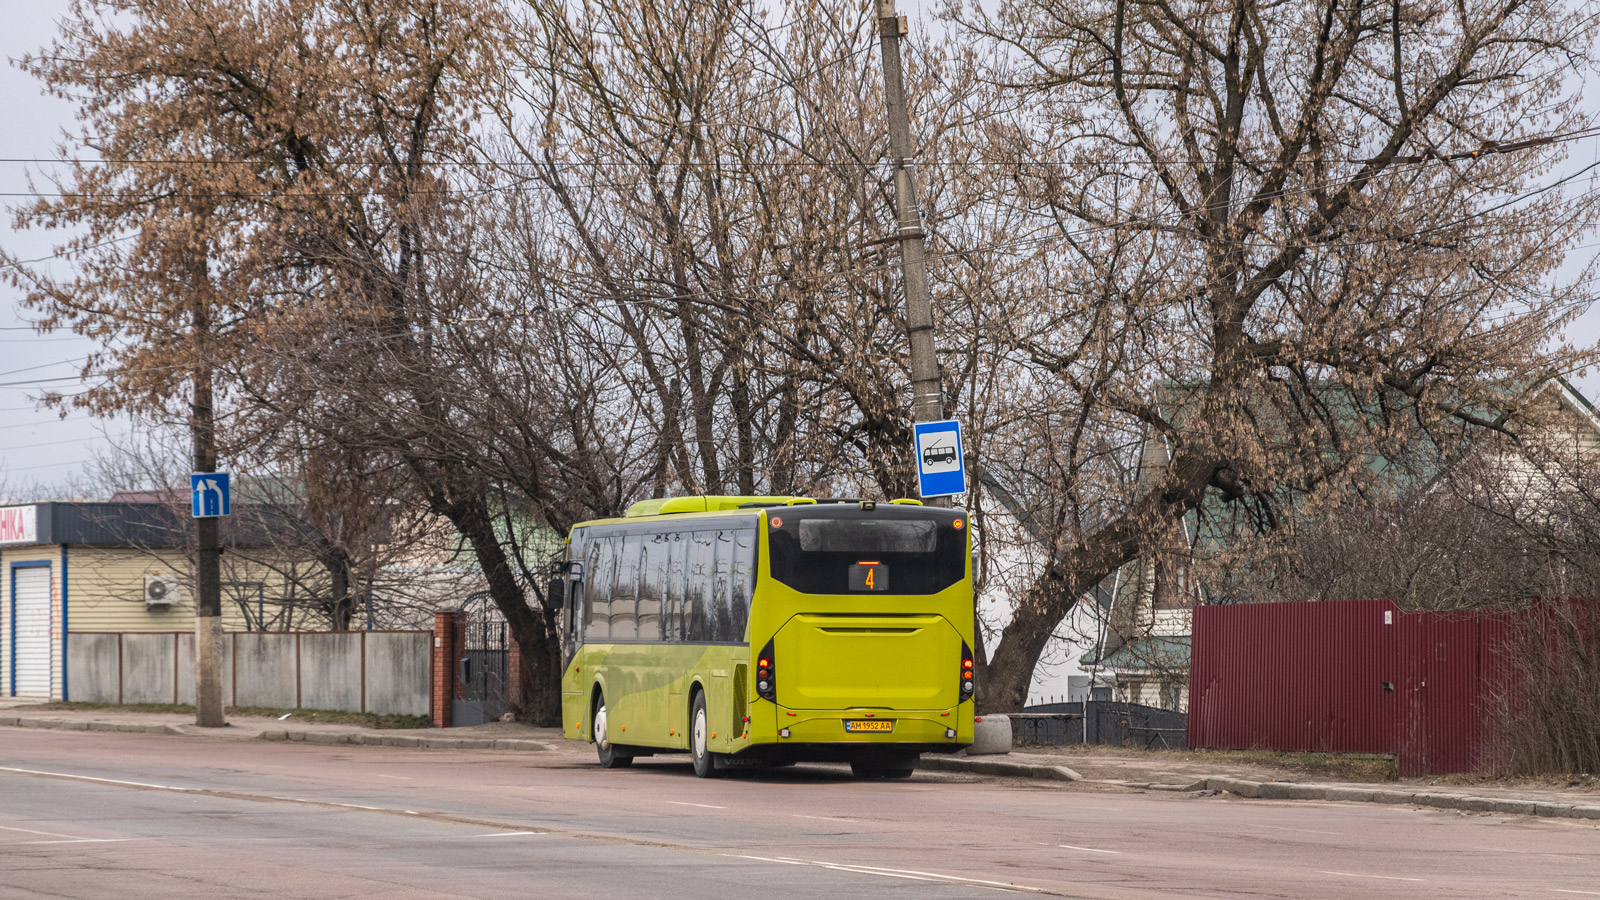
(686, 531, 715, 642)
(731, 528, 755, 641)
(612, 535, 642, 640)
(665, 532, 688, 641)
(584, 536, 615, 642)
(639, 533, 667, 640)
(711, 531, 735, 642)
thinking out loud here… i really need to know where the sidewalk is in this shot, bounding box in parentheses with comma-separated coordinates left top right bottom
(4, 700, 1597, 822)
(923, 744, 1600, 822)
(0, 698, 562, 752)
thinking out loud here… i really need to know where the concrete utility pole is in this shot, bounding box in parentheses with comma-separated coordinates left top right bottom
(192, 285, 225, 728)
(875, 0, 942, 425)
(875, 1, 948, 490)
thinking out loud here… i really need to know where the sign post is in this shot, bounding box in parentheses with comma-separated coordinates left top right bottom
(913, 419, 967, 501)
(190, 471, 230, 728)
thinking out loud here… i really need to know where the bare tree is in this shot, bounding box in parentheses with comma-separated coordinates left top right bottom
(950, 0, 1600, 708)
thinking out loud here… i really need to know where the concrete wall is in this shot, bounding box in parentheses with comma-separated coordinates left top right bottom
(365, 632, 431, 716)
(67, 631, 431, 716)
(67, 632, 120, 703)
(232, 633, 300, 709)
(299, 633, 362, 712)
(121, 633, 178, 704)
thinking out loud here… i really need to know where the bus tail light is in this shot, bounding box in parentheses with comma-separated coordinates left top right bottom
(757, 640, 776, 702)
(960, 642, 974, 701)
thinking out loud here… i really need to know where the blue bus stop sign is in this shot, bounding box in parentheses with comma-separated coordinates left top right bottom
(191, 473, 231, 518)
(912, 419, 967, 499)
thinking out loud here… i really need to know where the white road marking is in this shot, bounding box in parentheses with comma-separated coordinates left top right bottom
(1057, 844, 1120, 855)
(470, 832, 546, 838)
(17, 832, 134, 839)
(0, 767, 184, 792)
(1240, 823, 1341, 835)
(731, 854, 1043, 893)
(373, 774, 413, 780)
(1473, 848, 1591, 861)
(0, 824, 83, 839)
(665, 801, 726, 810)
(793, 815, 854, 822)
(1320, 871, 1425, 882)
(1552, 891, 1600, 896)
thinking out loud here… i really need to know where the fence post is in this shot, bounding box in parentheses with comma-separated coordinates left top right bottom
(432, 612, 459, 728)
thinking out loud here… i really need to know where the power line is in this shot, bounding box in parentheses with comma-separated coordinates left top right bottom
(2, 123, 1597, 172)
(0, 456, 95, 474)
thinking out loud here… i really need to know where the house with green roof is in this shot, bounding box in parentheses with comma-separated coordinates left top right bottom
(1079, 377, 1600, 711)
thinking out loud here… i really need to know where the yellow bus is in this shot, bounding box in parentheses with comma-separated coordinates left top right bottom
(555, 495, 975, 778)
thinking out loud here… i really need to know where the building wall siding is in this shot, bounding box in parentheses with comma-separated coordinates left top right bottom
(65, 546, 265, 633)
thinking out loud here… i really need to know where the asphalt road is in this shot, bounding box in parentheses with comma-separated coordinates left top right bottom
(1, 729, 1596, 899)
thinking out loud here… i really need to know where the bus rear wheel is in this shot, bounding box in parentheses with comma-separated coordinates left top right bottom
(594, 696, 633, 769)
(690, 692, 722, 778)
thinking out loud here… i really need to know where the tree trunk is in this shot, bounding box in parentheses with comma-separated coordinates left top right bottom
(981, 450, 1220, 711)
(442, 488, 564, 725)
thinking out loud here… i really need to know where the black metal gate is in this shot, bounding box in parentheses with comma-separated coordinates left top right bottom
(452, 592, 509, 727)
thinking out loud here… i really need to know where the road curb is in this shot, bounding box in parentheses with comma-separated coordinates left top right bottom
(1199, 776, 1600, 821)
(918, 755, 1081, 781)
(918, 751, 1598, 822)
(257, 729, 553, 752)
(0, 715, 553, 752)
(1, 715, 175, 736)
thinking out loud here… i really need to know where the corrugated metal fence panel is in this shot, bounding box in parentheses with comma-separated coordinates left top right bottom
(1188, 599, 1533, 775)
(1195, 599, 1397, 755)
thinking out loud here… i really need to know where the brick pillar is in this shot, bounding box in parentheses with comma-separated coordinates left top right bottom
(432, 611, 459, 728)
(507, 638, 524, 713)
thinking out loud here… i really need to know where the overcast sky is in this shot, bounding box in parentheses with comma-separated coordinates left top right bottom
(5, 2, 1600, 497)
(0, 4, 132, 496)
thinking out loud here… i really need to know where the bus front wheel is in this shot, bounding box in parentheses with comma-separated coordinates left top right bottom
(594, 696, 633, 769)
(690, 692, 722, 778)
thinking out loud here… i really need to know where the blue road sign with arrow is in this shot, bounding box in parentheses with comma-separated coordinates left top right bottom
(191, 473, 231, 518)
(912, 419, 967, 498)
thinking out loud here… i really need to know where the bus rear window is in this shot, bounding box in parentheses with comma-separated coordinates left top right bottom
(798, 519, 936, 554)
(769, 509, 965, 596)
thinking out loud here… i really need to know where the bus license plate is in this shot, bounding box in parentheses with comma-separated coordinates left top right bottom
(844, 720, 893, 733)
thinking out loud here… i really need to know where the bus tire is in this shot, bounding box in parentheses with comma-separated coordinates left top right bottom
(851, 754, 917, 779)
(690, 691, 721, 778)
(594, 695, 633, 769)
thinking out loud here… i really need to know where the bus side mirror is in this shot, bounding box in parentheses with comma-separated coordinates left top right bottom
(548, 577, 566, 609)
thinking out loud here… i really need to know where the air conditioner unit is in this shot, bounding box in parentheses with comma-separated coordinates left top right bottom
(144, 575, 181, 608)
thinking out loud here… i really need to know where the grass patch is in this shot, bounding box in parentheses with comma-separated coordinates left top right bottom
(1183, 748, 1399, 782)
(1037, 742, 1399, 781)
(1427, 772, 1600, 793)
(34, 701, 430, 730)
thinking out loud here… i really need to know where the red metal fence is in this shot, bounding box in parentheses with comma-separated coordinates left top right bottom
(1187, 599, 1521, 776)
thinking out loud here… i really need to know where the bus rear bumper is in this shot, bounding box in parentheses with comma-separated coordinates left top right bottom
(762, 706, 973, 749)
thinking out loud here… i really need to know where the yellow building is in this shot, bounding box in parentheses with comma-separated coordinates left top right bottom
(1, 501, 261, 700)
